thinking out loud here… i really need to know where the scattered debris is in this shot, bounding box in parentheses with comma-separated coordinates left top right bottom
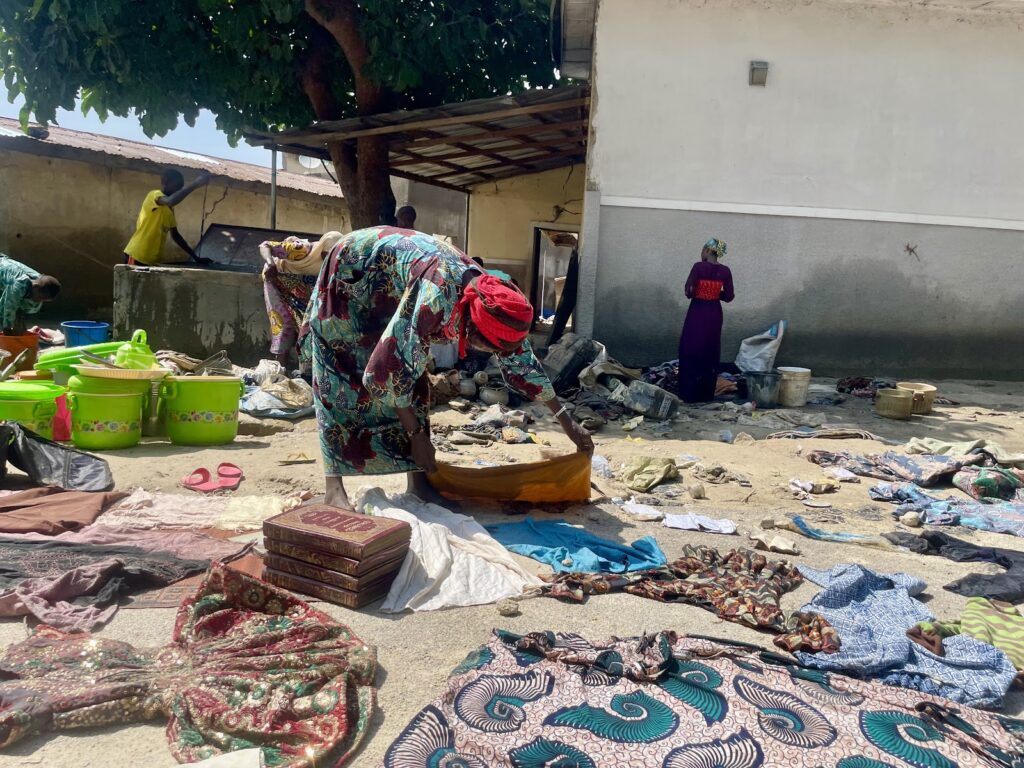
(900, 511, 923, 528)
(496, 599, 521, 617)
(688, 482, 707, 500)
(749, 532, 800, 555)
(622, 457, 679, 492)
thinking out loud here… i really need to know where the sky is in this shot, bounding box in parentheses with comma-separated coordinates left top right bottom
(0, 83, 272, 167)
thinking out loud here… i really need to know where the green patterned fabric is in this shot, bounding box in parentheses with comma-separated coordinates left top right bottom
(919, 597, 1024, 670)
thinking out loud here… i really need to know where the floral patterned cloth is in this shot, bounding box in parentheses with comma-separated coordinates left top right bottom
(0, 564, 377, 767)
(383, 629, 1024, 767)
(539, 545, 840, 654)
(261, 239, 319, 357)
(301, 227, 554, 475)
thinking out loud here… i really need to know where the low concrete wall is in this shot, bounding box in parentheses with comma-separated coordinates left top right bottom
(113, 265, 270, 366)
(0, 149, 345, 324)
(592, 205, 1024, 379)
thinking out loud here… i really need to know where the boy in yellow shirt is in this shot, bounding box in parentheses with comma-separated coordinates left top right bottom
(123, 169, 212, 265)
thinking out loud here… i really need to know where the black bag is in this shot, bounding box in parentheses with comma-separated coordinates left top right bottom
(0, 422, 115, 491)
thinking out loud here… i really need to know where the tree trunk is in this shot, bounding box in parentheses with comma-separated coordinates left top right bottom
(304, 0, 396, 229)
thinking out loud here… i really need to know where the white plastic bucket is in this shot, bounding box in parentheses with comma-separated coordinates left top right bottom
(777, 366, 812, 407)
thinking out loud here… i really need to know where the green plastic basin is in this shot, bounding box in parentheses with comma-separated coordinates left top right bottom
(0, 382, 65, 440)
(68, 375, 151, 396)
(67, 392, 143, 450)
(160, 376, 244, 446)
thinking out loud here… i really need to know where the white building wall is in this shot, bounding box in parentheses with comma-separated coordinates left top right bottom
(582, 0, 1024, 377)
(590, 0, 1024, 223)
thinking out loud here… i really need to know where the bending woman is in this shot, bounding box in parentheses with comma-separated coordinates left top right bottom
(259, 231, 342, 367)
(301, 227, 594, 511)
(677, 238, 735, 403)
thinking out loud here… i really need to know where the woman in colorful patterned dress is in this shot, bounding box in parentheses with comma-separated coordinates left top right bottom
(677, 238, 735, 403)
(302, 227, 594, 511)
(259, 231, 343, 367)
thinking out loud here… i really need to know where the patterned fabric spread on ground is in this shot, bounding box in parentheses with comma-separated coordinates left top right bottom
(0, 564, 377, 767)
(807, 451, 983, 487)
(794, 564, 1017, 708)
(0, 536, 214, 631)
(540, 545, 840, 654)
(915, 597, 1024, 671)
(382, 629, 1024, 768)
(301, 227, 554, 476)
(871, 482, 1024, 539)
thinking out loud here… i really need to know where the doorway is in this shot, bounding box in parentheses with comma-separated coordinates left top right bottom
(530, 227, 579, 331)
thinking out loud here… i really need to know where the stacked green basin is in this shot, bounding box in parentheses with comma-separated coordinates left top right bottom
(67, 375, 148, 450)
(0, 382, 66, 439)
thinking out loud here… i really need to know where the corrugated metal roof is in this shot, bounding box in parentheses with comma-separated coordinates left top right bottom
(0, 117, 343, 199)
(246, 86, 589, 193)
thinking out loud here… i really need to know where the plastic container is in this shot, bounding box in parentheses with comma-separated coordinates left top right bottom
(0, 382, 66, 439)
(541, 335, 600, 393)
(36, 341, 123, 370)
(114, 330, 157, 370)
(622, 380, 679, 420)
(777, 366, 812, 407)
(67, 392, 143, 450)
(68, 374, 152, 396)
(61, 321, 111, 347)
(746, 371, 781, 409)
(160, 376, 244, 445)
(0, 334, 40, 372)
(875, 388, 914, 420)
(896, 382, 937, 415)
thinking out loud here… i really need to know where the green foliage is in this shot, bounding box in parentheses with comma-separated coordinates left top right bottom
(0, 0, 559, 140)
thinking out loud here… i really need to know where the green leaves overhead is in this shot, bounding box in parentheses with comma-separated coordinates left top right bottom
(0, 0, 559, 139)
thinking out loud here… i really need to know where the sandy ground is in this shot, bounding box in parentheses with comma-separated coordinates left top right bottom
(2, 378, 1024, 767)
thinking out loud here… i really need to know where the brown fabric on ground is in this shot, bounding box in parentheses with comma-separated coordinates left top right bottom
(0, 487, 128, 534)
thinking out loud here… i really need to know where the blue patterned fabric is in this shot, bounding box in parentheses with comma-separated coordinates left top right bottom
(871, 482, 1024, 538)
(487, 518, 667, 573)
(794, 564, 1016, 707)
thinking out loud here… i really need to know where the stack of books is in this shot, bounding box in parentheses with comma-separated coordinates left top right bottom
(262, 504, 411, 608)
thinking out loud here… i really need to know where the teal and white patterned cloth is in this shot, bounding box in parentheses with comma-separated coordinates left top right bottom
(383, 629, 1024, 767)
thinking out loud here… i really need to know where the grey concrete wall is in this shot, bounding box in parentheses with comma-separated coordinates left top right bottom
(593, 206, 1024, 379)
(113, 265, 270, 366)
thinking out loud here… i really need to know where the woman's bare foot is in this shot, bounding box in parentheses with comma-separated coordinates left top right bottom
(324, 476, 355, 511)
(406, 471, 459, 510)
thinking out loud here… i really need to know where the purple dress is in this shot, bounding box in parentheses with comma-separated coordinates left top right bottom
(677, 261, 734, 403)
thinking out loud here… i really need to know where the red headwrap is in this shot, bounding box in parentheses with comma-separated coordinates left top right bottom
(446, 274, 534, 358)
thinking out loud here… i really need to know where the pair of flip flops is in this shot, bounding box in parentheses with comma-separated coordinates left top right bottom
(183, 463, 244, 493)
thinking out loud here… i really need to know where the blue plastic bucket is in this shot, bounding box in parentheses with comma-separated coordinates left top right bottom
(61, 321, 111, 347)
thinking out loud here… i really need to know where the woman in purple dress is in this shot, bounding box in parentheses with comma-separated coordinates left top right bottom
(677, 238, 735, 403)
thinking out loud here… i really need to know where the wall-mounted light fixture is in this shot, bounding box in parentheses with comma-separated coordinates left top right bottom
(749, 61, 769, 87)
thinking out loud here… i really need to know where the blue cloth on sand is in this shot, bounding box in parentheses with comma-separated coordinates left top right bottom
(486, 518, 667, 573)
(794, 563, 1016, 708)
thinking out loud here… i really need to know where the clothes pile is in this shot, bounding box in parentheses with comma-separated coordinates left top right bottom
(808, 449, 982, 486)
(836, 376, 895, 397)
(793, 563, 1017, 707)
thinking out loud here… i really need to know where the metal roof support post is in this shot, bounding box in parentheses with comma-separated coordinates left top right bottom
(270, 147, 278, 229)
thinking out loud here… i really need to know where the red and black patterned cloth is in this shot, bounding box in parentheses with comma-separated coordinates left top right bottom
(0, 564, 377, 766)
(539, 545, 841, 654)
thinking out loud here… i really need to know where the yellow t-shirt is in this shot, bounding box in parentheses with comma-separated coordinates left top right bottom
(123, 190, 176, 265)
